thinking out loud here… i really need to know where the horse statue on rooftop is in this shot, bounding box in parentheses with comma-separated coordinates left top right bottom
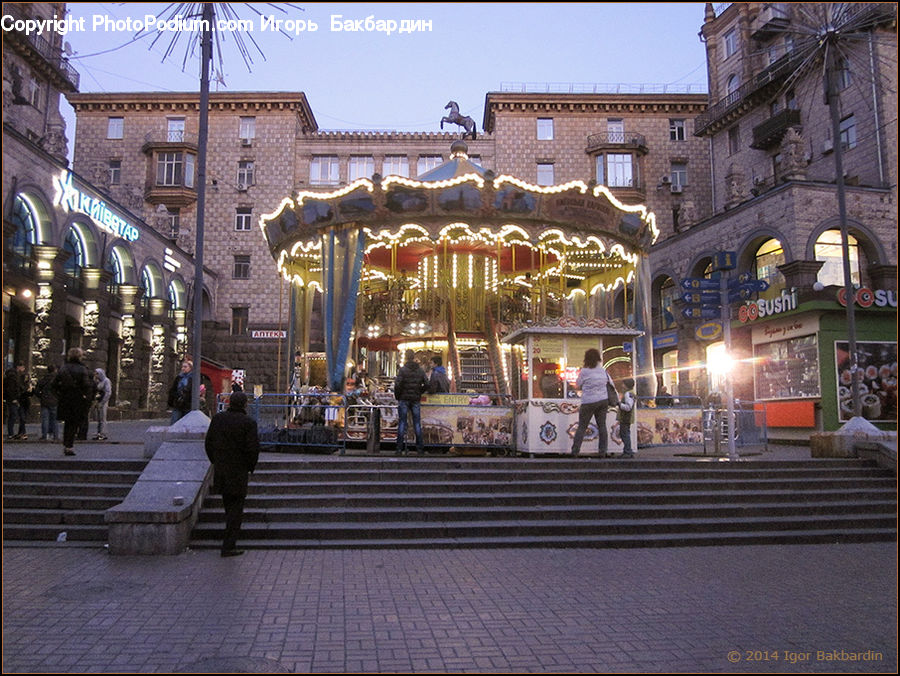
(441, 100, 477, 140)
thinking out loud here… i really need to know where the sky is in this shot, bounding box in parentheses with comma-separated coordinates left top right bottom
(58, 2, 710, 145)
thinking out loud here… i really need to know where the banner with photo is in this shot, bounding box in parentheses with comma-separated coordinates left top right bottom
(834, 341, 897, 422)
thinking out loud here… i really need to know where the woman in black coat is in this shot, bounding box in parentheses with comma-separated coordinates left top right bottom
(53, 348, 95, 456)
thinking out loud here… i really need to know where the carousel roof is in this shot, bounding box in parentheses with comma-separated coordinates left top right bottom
(417, 140, 487, 181)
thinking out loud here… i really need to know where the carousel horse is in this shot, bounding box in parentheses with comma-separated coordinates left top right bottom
(441, 100, 477, 140)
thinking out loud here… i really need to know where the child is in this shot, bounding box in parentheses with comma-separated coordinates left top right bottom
(618, 377, 636, 458)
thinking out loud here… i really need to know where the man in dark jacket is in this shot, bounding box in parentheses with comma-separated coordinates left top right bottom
(428, 356, 451, 394)
(4, 365, 26, 440)
(205, 391, 260, 557)
(53, 348, 95, 456)
(393, 349, 428, 455)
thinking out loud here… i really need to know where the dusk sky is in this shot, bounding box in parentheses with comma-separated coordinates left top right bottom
(59, 2, 710, 144)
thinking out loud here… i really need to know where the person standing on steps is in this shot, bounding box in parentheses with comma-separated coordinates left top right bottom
(35, 364, 60, 441)
(617, 377, 636, 458)
(570, 348, 611, 458)
(393, 349, 428, 455)
(204, 391, 260, 557)
(53, 348, 95, 456)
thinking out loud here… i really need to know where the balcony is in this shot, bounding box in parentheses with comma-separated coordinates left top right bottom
(751, 108, 802, 149)
(586, 131, 646, 154)
(3, 5, 80, 92)
(141, 131, 199, 154)
(694, 50, 807, 136)
(751, 3, 790, 40)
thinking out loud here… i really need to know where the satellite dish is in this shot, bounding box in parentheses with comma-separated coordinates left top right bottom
(63, 41, 76, 57)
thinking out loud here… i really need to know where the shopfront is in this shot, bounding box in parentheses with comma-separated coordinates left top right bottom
(736, 286, 896, 440)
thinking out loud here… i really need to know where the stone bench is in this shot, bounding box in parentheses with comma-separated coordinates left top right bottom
(106, 411, 212, 555)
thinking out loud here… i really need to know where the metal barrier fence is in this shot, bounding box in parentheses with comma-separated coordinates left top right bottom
(216, 392, 516, 455)
(702, 400, 768, 455)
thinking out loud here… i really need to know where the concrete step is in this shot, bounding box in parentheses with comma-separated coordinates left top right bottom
(2, 523, 110, 542)
(201, 486, 898, 509)
(196, 500, 897, 524)
(3, 508, 107, 525)
(3, 495, 124, 511)
(190, 513, 898, 542)
(3, 469, 145, 484)
(188, 527, 898, 550)
(3, 481, 139, 497)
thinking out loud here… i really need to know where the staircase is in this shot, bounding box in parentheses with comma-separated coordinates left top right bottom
(190, 456, 897, 550)
(3, 458, 148, 545)
(457, 345, 496, 393)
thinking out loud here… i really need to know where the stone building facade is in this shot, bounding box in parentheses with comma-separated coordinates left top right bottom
(2, 4, 212, 417)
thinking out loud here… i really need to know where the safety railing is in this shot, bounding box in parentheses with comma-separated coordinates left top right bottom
(702, 400, 768, 455)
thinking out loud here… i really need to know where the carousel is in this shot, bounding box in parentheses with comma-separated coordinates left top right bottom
(260, 139, 659, 455)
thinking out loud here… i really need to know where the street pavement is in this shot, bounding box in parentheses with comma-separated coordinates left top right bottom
(2, 419, 897, 673)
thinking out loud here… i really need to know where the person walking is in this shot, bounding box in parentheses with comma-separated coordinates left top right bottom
(93, 368, 112, 440)
(393, 349, 428, 455)
(204, 391, 260, 557)
(168, 359, 193, 424)
(35, 364, 60, 441)
(16, 364, 33, 439)
(617, 377, 636, 458)
(571, 348, 611, 458)
(428, 355, 451, 394)
(53, 348, 95, 456)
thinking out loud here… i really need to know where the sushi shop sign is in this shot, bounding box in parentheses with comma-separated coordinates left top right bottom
(837, 287, 897, 309)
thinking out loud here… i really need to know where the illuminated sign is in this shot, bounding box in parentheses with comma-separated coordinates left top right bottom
(738, 287, 798, 323)
(55, 170, 140, 242)
(837, 287, 897, 309)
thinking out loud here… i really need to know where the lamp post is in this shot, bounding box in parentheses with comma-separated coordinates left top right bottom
(190, 2, 213, 412)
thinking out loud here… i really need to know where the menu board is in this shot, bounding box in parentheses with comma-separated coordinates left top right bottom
(754, 335, 821, 400)
(835, 341, 897, 422)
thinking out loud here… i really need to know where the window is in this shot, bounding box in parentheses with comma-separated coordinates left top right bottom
(310, 156, 339, 185)
(237, 160, 254, 187)
(723, 28, 738, 58)
(606, 154, 633, 187)
(815, 230, 860, 287)
(239, 116, 256, 140)
(417, 155, 442, 176)
(383, 155, 409, 177)
(537, 118, 554, 140)
(728, 125, 741, 155)
(669, 119, 686, 141)
(595, 155, 605, 185)
(839, 114, 857, 151)
(231, 307, 249, 336)
(107, 117, 124, 139)
(27, 76, 43, 109)
(772, 152, 783, 180)
(233, 255, 251, 279)
(658, 278, 678, 331)
(727, 74, 740, 96)
(469, 155, 482, 167)
(754, 238, 786, 297)
(167, 118, 185, 142)
(536, 163, 554, 186)
(786, 90, 798, 110)
(156, 152, 195, 188)
(837, 57, 851, 90)
(235, 207, 253, 231)
(63, 227, 85, 279)
(108, 160, 121, 185)
(348, 156, 374, 182)
(670, 162, 688, 189)
(167, 210, 180, 238)
(607, 118, 624, 144)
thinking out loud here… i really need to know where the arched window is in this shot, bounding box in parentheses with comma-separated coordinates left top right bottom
(727, 74, 740, 97)
(754, 238, 785, 296)
(105, 248, 125, 285)
(140, 267, 155, 299)
(658, 277, 678, 331)
(168, 280, 186, 310)
(11, 195, 38, 258)
(62, 227, 86, 279)
(815, 230, 859, 287)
